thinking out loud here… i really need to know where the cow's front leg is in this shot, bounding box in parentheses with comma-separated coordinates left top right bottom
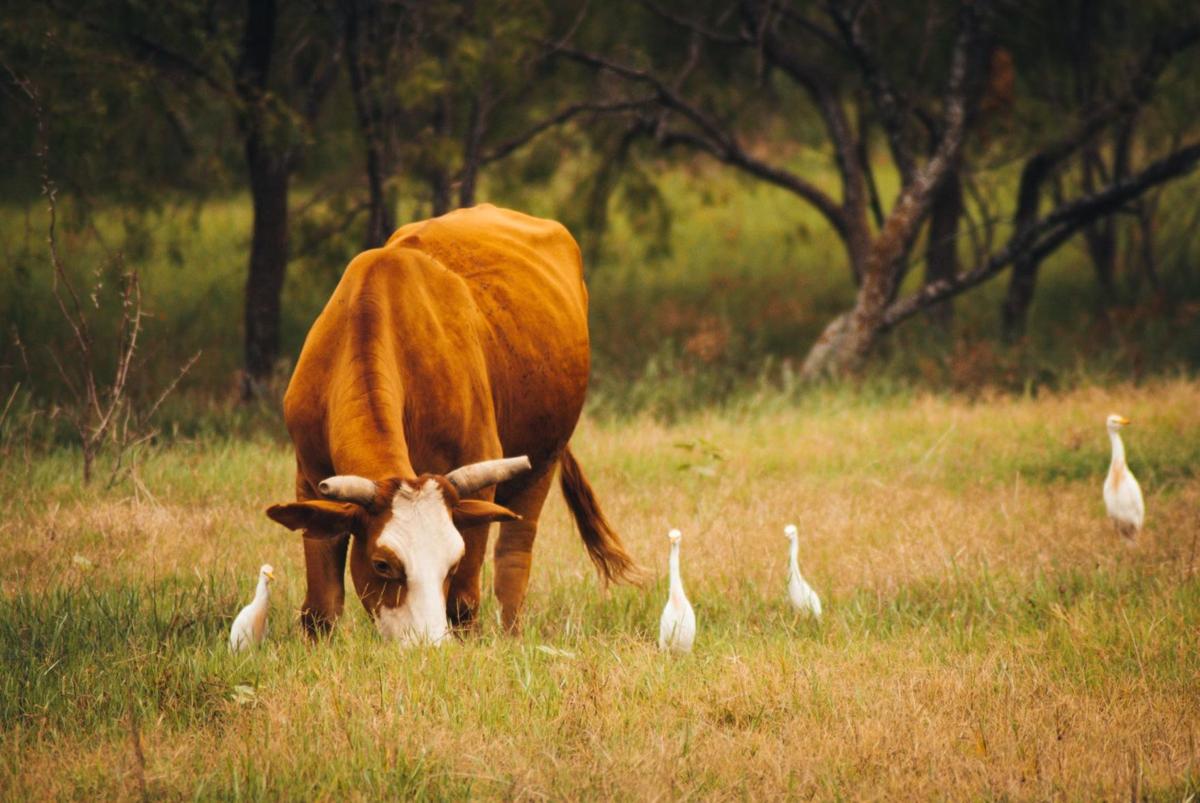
(300, 533, 350, 638)
(493, 470, 554, 633)
(447, 522, 491, 630)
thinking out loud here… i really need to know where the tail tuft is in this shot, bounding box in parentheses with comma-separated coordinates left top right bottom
(558, 446, 645, 586)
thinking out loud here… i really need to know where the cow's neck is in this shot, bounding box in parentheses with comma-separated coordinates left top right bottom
(330, 359, 416, 480)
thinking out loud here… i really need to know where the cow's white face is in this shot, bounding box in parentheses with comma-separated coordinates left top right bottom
(371, 479, 465, 645)
(265, 457, 529, 647)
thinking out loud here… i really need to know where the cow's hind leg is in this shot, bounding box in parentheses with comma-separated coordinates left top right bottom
(493, 466, 556, 633)
(301, 533, 350, 638)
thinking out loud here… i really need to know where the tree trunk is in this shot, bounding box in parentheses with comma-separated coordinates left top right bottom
(362, 140, 393, 247)
(458, 96, 485, 208)
(923, 168, 962, 328)
(236, 0, 291, 400)
(429, 96, 453, 216)
(1135, 194, 1160, 290)
(344, 0, 394, 248)
(1001, 251, 1041, 341)
(242, 137, 290, 399)
(1080, 145, 1116, 300)
(1001, 152, 1053, 341)
(799, 1, 988, 379)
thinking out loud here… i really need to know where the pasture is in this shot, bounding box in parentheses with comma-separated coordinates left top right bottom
(3, 379, 1199, 799)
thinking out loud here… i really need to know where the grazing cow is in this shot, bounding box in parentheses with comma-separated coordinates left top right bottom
(265, 205, 640, 644)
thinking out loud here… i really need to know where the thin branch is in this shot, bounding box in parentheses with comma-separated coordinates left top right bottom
(544, 0, 593, 54)
(641, 0, 747, 45)
(478, 97, 658, 166)
(55, 4, 231, 97)
(827, 1, 916, 183)
(882, 141, 1200, 330)
(142, 351, 201, 426)
(855, 99, 884, 228)
(556, 44, 849, 234)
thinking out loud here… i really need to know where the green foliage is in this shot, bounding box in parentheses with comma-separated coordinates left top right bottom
(5, 155, 1200, 421)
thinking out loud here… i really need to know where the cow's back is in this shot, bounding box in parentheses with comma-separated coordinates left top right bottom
(385, 205, 591, 465)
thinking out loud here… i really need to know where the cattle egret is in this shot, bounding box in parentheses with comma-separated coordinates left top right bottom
(784, 524, 822, 619)
(1103, 414, 1144, 541)
(229, 564, 274, 652)
(658, 529, 696, 653)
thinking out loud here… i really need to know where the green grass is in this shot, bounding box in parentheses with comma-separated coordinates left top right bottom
(2, 380, 1199, 798)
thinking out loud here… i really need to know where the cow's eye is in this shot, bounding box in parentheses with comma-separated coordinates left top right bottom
(373, 560, 393, 576)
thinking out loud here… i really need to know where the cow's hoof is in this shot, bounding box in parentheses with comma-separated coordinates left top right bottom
(447, 595, 480, 629)
(300, 608, 338, 640)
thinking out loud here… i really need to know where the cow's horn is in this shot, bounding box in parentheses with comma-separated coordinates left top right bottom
(446, 456, 532, 495)
(317, 475, 378, 505)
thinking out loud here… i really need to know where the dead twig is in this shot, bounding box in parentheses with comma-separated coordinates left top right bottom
(7, 66, 197, 485)
(127, 706, 149, 802)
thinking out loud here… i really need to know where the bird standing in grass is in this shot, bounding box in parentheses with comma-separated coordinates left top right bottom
(230, 564, 274, 652)
(658, 529, 695, 653)
(1104, 414, 1144, 542)
(784, 524, 822, 619)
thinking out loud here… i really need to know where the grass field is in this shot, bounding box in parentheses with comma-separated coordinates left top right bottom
(2, 379, 1199, 799)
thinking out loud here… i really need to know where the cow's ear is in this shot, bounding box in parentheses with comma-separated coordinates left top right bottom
(266, 500, 363, 535)
(452, 499, 522, 529)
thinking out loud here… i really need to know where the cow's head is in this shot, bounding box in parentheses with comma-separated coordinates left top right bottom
(266, 456, 530, 645)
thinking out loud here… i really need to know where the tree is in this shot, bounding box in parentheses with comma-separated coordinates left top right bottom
(24, 0, 341, 398)
(559, 0, 1200, 377)
(338, 0, 636, 247)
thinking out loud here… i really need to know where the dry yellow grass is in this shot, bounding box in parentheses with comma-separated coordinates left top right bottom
(2, 380, 1199, 799)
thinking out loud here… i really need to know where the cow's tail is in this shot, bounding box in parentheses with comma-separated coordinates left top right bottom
(559, 446, 645, 586)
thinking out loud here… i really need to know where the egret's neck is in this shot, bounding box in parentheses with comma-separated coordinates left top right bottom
(1108, 430, 1126, 467)
(255, 577, 271, 601)
(788, 538, 799, 573)
(668, 543, 682, 591)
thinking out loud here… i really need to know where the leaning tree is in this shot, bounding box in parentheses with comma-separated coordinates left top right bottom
(559, 0, 1200, 378)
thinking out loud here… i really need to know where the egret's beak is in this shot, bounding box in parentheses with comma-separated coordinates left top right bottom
(1116, 416, 1131, 426)
(266, 570, 276, 582)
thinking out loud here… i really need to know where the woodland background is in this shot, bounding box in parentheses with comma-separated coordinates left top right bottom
(1, 0, 1199, 445)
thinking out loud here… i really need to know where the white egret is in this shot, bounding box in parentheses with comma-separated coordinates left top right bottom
(1103, 414, 1144, 541)
(658, 529, 696, 653)
(230, 564, 275, 652)
(784, 524, 822, 619)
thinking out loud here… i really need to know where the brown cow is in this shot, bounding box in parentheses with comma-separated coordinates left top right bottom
(265, 205, 640, 644)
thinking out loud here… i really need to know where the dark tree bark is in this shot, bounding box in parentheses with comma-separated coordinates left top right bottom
(1080, 144, 1117, 300)
(924, 167, 963, 327)
(884, 141, 1200, 332)
(236, 0, 293, 398)
(344, 0, 395, 248)
(242, 139, 290, 389)
(800, 2, 990, 378)
(429, 97, 452, 216)
(458, 95, 486, 208)
(1000, 152, 1053, 341)
(1000, 26, 1197, 340)
(1134, 192, 1160, 290)
(1081, 118, 1134, 301)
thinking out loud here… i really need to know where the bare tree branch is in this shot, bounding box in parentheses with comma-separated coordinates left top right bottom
(556, 44, 850, 236)
(478, 98, 658, 166)
(882, 141, 1200, 330)
(827, 2, 916, 183)
(641, 0, 747, 45)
